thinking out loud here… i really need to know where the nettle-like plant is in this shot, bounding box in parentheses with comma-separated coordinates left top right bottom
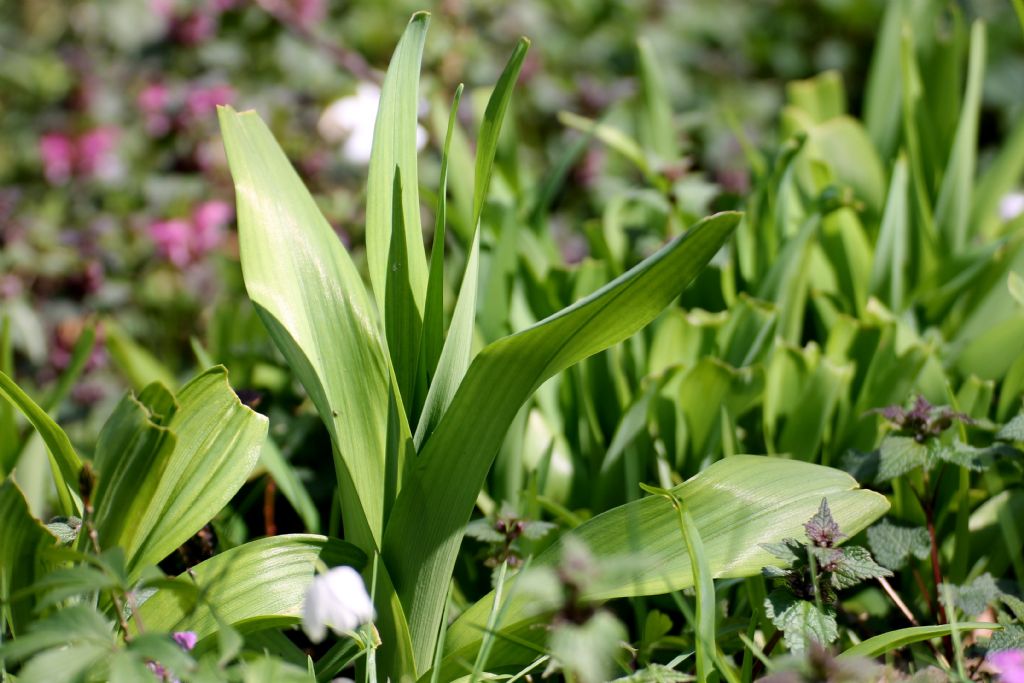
(0, 11, 891, 683)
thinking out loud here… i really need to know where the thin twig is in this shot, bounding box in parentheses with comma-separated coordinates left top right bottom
(263, 475, 277, 536)
(877, 576, 918, 626)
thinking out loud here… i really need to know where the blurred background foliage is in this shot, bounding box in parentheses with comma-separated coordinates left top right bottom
(1, 0, 1022, 525)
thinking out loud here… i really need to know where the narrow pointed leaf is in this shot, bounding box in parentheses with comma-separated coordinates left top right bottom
(366, 12, 430, 318)
(0, 370, 81, 516)
(415, 41, 528, 447)
(935, 20, 986, 251)
(839, 623, 1000, 659)
(420, 85, 464, 386)
(220, 106, 403, 553)
(386, 169, 421, 414)
(384, 211, 741, 671)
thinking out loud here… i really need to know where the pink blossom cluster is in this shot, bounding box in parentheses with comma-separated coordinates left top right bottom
(138, 82, 235, 137)
(149, 200, 233, 268)
(991, 650, 1024, 683)
(38, 128, 119, 185)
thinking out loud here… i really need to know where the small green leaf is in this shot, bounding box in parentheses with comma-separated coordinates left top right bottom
(876, 436, 929, 482)
(829, 546, 891, 590)
(764, 589, 838, 651)
(866, 520, 930, 570)
(941, 572, 1002, 617)
(998, 413, 1024, 442)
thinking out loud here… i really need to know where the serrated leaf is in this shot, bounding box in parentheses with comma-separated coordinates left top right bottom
(1002, 594, 1024, 623)
(761, 539, 803, 564)
(44, 516, 81, 545)
(942, 572, 1002, 617)
(989, 622, 1024, 652)
(932, 440, 990, 471)
(876, 436, 930, 482)
(464, 519, 504, 544)
(998, 414, 1024, 442)
(830, 546, 891, 590)
(866, 520, 930, 571)
(765, 589, 838, 651)
(804, 498, 844, 547)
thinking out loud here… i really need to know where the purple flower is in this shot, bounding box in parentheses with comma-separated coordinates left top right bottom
(39, 133, 75, 185)
(991, 650, 1024, 683)
(173, 11, 218, 45)
(149, 218, 193, 268)
(172, 631, 197, 651)
(291, 0, 327, 26)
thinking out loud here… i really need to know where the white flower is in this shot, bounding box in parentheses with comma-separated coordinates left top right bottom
(317, 82, 428, 165)
(1000, 192, 1024, 222)
(302, 566, 375, 643)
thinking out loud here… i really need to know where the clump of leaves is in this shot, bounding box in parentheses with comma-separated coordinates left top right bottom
(465, 501, 556, 569)
(846, 396, 1012, 484)
(874, 395, 972, 444)
(762, 499, 891, 651)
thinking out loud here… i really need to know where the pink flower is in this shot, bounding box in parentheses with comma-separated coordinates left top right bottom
(149, 200, 232, 268)
(991, 650, 1024, 683)
(76, 127, 119, 178)
(172, 631, 197, 651)
(39, 128, 120, 184)
(191, 200, 232, 253)
(39, 133, 75, 184)
(149, 218, 193, 268)
(184, 84, 234, 122)
(173, 11, 217, 45)
(991, 651, 1024, 683)
(138, 83, 172, 136)
(291, 0, 327, 26)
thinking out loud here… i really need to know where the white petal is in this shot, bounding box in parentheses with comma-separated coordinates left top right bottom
(1000, 192, 1024, 222)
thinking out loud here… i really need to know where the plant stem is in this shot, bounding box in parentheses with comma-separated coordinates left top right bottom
(751, 630, 783, 679)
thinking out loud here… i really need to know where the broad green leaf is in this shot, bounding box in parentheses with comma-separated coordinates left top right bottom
(91, 388, 176, 564)
(383, 211, 739, 672)
(415, 40, 529, 448)
(0, 369, 81, 516)
(115, 367, 267, 574)
(137, 534, 365, 642)
(839, 623, 1000, 659)
(366, 12, 430, 320)
(435, 456, 888, 678)
(935, 20, 986, 251)
(866, 519, 930, 571)
(220, 106, 407, 554)
(0, 479, 57, 634)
